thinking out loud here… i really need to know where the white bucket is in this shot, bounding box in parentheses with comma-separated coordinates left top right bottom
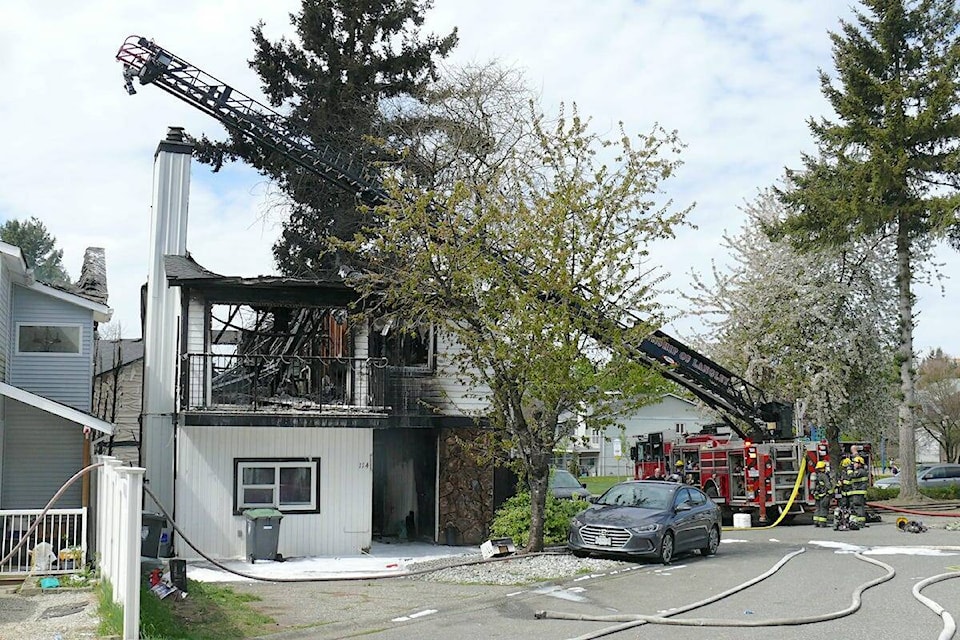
(733, 513, 752, 529)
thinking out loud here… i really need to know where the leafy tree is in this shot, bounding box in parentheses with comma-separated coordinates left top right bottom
(0, 217, 71, 286)
(342, 67, 688, 551)
(192, 0, 457, 276)
(916, 349, 960, 463)
(687, 190, 899, 463)
(775, 0, 960, 499)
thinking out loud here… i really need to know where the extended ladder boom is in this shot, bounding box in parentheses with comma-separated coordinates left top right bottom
(117, 36, 385, 205)
(117, 35, 791, 442)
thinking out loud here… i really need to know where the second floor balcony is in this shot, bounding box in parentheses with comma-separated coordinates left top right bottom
(181, 352, 387, 413)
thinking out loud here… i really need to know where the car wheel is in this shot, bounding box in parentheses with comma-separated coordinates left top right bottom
(700, 526, 720, 556)
(659, 532, 674, 565)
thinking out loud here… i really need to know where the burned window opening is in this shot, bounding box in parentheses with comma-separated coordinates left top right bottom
(370, 320, 433, 368)
(185, 303, 386, 409)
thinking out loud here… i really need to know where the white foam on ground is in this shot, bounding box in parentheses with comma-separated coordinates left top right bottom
(185, 541, 475, 583)
(809, 540, 957, 556)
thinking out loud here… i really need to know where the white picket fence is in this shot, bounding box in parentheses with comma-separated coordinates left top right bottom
(96, 455, 144, 640)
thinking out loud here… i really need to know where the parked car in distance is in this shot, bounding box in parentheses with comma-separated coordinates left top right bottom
(873, 463, 957, 489)
(873, 474, 901, 488)
(917, 463, 960, 489)
(549, 469, 592, 500)
(567, 480, 721, 564)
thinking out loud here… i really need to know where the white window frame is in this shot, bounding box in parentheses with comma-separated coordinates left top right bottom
(15, 323, 84, 356)
(234, 458, 319, 514)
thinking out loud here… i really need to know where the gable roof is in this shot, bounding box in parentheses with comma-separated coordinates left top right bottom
(0, 242, 112, 322)
(96, 339, 145, 375)
(0, 381, 114, 435)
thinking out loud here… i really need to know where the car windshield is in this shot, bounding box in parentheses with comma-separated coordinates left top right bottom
(550, 470, 582, 489)
(596, 483, 672, 509)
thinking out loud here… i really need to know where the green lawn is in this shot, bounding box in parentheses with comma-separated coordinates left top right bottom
(99, 578, 275, 639)
(582, 475, 633, 496)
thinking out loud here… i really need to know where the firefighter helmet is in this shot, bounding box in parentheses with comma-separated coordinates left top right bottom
(841, 457, 851, 466)
(815, 461, 827, 470)
(854, 456, 865, 465)
(675, 460, 684, 467)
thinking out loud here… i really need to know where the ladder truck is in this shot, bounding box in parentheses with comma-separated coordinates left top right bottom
(115, 36, 817, 524)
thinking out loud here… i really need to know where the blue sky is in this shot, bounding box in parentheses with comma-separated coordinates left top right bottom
(0, 1, 957, 357)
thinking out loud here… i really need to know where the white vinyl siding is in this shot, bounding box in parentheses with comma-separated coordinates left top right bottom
(1, 399, 82, 508)
(424, 331, 491, 416)
(186, 294, 207, 407)
(177, 426, 372, 559)
(9, 286, 94, 411)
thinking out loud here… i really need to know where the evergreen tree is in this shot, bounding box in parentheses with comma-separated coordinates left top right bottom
(776, 0, 960, 500)
(192, 0, 457, 276)
(0, 217, 71, 286)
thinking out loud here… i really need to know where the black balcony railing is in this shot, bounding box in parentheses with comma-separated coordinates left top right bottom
(181, 353, 386, 411)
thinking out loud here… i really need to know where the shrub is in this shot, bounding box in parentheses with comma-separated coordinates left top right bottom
(867, 486, 899, 501)
(866, 485, 960, 501)
(922, 485, 960, 500)
(491, 491, 588, 547)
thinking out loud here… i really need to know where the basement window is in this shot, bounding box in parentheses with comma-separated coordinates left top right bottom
(16, 324, 82, 355)
(234, 458, 319, 514)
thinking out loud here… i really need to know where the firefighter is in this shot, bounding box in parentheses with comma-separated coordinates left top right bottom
(812, 460, 834, 528)
(666, 460, 684, 482)
(847, 456, 869, 527)
(837, 455, 852, 510)
(839, 444, 861, 470)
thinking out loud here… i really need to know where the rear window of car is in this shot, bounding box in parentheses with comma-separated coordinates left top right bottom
(598, 483, 672, 509)
(550, 470, 582, 489)
(945, 466, 960, 479)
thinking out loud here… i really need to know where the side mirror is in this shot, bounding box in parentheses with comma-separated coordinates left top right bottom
(580, 482, 587, 488)
(674, 501, 692, 512)
(588, 496, 597, 503)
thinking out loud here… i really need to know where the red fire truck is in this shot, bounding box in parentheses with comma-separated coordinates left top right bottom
(631, 432, 872, 524)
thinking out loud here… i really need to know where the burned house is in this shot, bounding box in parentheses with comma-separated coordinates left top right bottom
(142, 128, 502, 560)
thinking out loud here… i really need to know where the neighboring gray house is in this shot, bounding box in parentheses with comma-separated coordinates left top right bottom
(567, 394, 716, 477)
(93, 339, 144, 465)
(0, 242, 114, 573)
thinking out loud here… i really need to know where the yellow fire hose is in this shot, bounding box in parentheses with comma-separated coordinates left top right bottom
(722, 457, 806, 532)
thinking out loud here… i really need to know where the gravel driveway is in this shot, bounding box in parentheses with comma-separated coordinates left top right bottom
(0, 587, 98, 640)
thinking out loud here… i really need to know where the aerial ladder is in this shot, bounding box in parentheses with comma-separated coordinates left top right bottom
(116, 35, 792, 444)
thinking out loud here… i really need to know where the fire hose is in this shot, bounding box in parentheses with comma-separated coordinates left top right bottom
(867, 502, 960, 518)
(721, 456, 806, 531)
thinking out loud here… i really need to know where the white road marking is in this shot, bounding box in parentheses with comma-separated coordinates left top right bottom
(809, 540, 958, 556)
(392, 609, 438, 622)
(533, 586, 587, 602)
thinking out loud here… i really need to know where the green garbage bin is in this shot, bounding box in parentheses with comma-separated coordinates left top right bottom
(243, 508, 284, 563)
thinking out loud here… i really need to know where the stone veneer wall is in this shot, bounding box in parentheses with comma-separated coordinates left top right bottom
(437, 428, 494, 545)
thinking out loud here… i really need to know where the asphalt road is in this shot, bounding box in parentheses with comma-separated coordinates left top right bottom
(243, 514, 960, 640)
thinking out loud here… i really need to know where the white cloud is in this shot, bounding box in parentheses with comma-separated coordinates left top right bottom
(0, 0, 955, 358)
